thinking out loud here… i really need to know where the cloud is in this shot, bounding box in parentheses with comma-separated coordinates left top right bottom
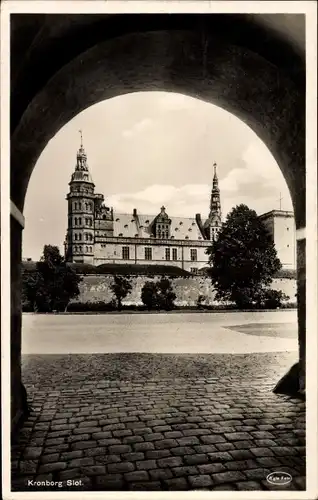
(122, 118, 153, 138)
(219, 140, 289, 197)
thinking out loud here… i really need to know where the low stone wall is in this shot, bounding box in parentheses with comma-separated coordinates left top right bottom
(73, 275, 297, 307)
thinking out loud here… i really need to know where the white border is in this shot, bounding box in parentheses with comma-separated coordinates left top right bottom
(1, 2, 317, 500)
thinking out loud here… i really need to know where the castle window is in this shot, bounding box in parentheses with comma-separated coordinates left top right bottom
(145, 220, 149, 224)
(190, 249, 197, 261)
(74, 202, 77, 210)
(116, 218, 120, 222)
(74, 246, 77, 253)
(86, 246, 88, 253)
(90, 246, 92, 252)
(103, 215, 107, 220)
(79, 234, 82, 241)
(145, 247, 152, 261)
(172, 248, 177, 261)
(175, 228, 178, 231)
(165, 231, 169, 239)
(79, 246, 82, 252)
(124, 224, 128, 228)
(85, 233, 88, 241)
(85, 203, 88, 210)
(190, 267, 198, 274)
(122, 246, 130, 260)
(287, 227, 290, 231)
(189, 228, 192, 232)
(192, 222, 195, 226)
(171, 236, 174, 240)
(79, 217, 82, 225)
(79, 203, 82, 210)
(165, 248, 170, 261)
(135, 234, 138, 237)
(119, 233, 123, 237)
(179, 221, 183, 225)
(74, 217, 78, 225)
(185, 236, 189, 240)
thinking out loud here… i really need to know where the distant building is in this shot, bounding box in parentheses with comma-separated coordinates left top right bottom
(259, 210, 296, 269)
(64, 140, 296, 271)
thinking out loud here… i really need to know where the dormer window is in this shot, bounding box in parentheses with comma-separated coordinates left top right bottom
(124, 224, 128, 229)
(116, 218, 120, 222)
(145, 220, 149, 224)
(118, 233, 123, 237)
(179, 221, 183, 225)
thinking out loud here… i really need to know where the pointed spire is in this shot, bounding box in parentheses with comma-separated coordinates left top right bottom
(212, 162, 219, 189)
(213, 162, 217, 177)
(76, 130, 88, 171)
(209, 161, 221, 216)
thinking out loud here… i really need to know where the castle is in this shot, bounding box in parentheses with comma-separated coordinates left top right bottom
(64, 139, 296, 272)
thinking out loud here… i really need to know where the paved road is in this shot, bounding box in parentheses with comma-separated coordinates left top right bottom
(22, 311, 298, 354)
(12, 311, 304, 492)
(13, 352, 305, 492)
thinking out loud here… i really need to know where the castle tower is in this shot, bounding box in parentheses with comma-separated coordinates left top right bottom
(204, 162, 222, 240)
(65, 132, 96, 263)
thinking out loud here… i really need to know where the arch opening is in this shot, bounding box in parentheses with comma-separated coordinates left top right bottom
(10, 16, 306, 439)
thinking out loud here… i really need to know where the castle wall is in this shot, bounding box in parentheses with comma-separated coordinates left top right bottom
(72, 274, 297, 307)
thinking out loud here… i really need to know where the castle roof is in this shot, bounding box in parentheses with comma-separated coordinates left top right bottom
(112, 212, 204, 240)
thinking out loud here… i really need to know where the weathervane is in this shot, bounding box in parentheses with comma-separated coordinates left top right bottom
(278, 192, 283, 210)
(79, 129, 83, 148)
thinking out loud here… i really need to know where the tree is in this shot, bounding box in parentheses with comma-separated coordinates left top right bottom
(141, 281, 159, 310)
(22, 245, 82, 312)
(141, 278, 176, 310)
(206, 204, 282, 308)
(110, 276, 132, 310)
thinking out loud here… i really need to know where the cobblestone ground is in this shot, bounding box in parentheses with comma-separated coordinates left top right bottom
(12, 352, 305, 492)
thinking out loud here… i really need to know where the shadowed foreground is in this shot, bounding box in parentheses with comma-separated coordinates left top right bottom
(11, 352, 305, 492)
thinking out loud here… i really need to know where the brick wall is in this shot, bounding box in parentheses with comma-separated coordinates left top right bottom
(72, 275, 297, 306)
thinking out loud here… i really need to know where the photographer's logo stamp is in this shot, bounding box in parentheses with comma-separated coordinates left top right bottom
(266, 471, 292, 486)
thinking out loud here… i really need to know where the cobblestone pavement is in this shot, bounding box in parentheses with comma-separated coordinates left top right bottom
(12, 352, 305, 492)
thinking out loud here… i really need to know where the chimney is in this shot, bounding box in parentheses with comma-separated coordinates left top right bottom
(133, 208, 137, 217)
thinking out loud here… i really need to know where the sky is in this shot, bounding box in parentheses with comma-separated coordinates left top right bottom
(23, 91, 293, 260)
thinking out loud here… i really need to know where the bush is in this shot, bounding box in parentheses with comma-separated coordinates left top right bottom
(67, 300, 116, 312)
(196, 294, 207, 309)
(261, 289, 290, 309)
(141, 278, 176, 310)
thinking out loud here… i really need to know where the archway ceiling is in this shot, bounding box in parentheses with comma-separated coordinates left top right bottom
(11, 13, 305, 134)
(10, 14, 305, 229)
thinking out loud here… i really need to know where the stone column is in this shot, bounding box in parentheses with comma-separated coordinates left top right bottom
(11, 204, 26, 434)
(273, 231, 305, 396)
(297, 237, 306, 393)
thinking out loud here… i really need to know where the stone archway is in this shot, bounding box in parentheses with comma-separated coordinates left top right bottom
(10, 13, 306, 432)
